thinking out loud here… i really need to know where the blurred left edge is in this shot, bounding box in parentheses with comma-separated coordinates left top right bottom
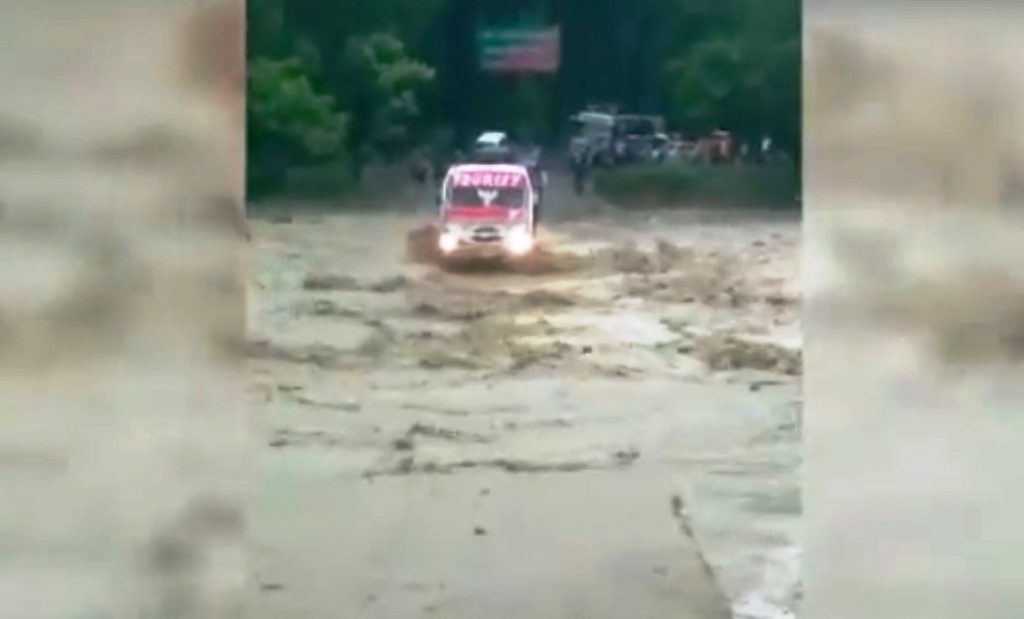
(0, 1, 249, 618)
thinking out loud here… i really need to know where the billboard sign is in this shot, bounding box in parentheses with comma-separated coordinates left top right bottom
(478, 26, 560, 74)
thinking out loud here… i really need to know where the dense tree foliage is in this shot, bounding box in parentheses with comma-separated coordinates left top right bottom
(247, 0, 800, 192)
(247, 57, 347, 192)
(667, 0, 800, 155)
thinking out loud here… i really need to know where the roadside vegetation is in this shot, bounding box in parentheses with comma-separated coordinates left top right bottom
(594, 162, 800, 209)
(246, 0, 800, 206)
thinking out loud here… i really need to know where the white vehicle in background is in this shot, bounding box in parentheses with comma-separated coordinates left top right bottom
(436, 163, 537, 263)
(569, 111, 615, 166)
(468, 131, 547, 212)
(474, 131, 510, 150)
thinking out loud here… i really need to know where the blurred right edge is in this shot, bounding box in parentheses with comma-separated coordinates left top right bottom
(804, 3, 1024, 619)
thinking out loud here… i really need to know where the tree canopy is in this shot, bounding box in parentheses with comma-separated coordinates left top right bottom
(247, 0, 800, 191)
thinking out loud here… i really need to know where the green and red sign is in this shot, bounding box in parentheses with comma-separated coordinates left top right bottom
(478, 26, 560, 74)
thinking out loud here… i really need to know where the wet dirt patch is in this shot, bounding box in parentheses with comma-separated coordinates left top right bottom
(500, 417, 574, 431)
(624, 274, 750, 308)
(268, 428, 380, 450)
(669, 494, 721, 586)
(355, 327, 396, 360)
(519, 289, 577, 307)
(507, 340, 575, 372)
(364, 449, 640, 478)
(409, 295, 500, 321)
(748, 403, 802, 445)
(405, 223, 441, 264)
(247, 339, 347, 369)
(291, 394, 362, 413)
(538, 312, 679, 348)
(735, 487, 801, 517)
(298, 298, 364, 319)
(507, 246, 591, 276)
(302, 273, 408, 293)
(616, 249, 749, 305)
(418, 350, 485, 370)
(366, 276, 408, 293)
(588, 239, 695, 275)
(248, 319, 396, 369)
(694, 335, 802, 376)
(606, 243, 661, 274)
(405, 315, 571, 373)
(302, 273, 361, 291)
(377, 317, 463, 342)
(400, 403, 521, 417)
(404, 423, 495, 445)
(405, 280, 582, 322)
(597, 242, 799, 322)
(703, 459, 798, 479)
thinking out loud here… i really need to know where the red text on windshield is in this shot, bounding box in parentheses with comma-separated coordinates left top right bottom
(451, 172, 526, 188)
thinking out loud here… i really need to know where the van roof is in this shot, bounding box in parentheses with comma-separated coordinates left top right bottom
(447, 163, 529, 175)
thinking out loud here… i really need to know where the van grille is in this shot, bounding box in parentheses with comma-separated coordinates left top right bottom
(471, 226, 501, 243)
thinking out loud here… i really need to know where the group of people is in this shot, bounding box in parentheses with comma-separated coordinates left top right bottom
(410, 130, 779, 204)
(686, 132, 780, 165)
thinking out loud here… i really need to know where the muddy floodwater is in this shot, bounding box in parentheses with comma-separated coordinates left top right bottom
(247, 190, 801, 619)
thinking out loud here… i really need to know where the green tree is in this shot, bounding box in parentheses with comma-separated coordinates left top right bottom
(339, 32, 436, 161)
(245, 0, 802, 197)
(667, 0, 799, 156)
(247, 57, 348, 195)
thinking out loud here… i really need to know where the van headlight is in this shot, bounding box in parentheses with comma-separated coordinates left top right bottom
(439, 224, 461, 253)
(504, 225, 534, 256)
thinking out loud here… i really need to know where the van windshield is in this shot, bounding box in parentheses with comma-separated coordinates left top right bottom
(448, 185, 526, 208)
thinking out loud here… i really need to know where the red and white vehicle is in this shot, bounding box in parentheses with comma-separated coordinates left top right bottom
(436, 163, 538, 261)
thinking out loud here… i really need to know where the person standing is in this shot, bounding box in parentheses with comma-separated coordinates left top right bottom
(430, 148, 446, 188)
(571, 146, 590, 196)
(410, 148, 429, 185)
